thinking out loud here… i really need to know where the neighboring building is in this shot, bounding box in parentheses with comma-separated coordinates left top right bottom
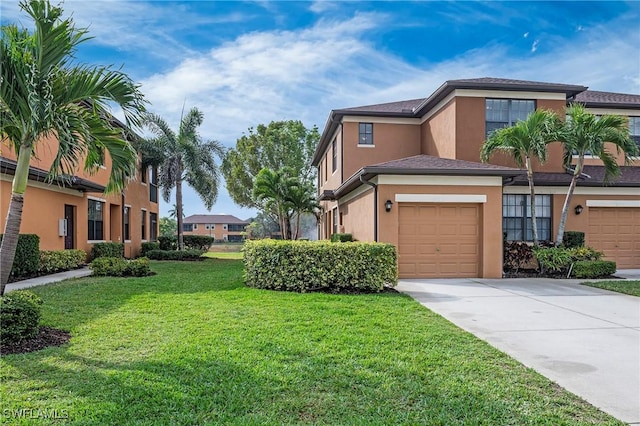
(1, 133, 159, 259)
(313, 77, 640, 278)
(182, 214, 249, 242)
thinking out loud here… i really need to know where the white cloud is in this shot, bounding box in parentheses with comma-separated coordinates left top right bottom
(531, 39, 539, 53)
(523, 32, 529, 38)
(309, 1, 338, 14)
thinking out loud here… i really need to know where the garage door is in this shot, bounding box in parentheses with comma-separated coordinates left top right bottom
(398, 204, 481, 278)
(588, 207, 640, 269)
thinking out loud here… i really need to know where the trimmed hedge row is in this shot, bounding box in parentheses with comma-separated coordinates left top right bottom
(562, 231, 585, 248)
(0, 234, 40, 278)
(243, 240, 397, 292)
(158, 235, 213, 251)
(90, 257, 152, 277)
(330, 233, 353, 242)
(39, 249, 86, 274)
(146, 249, 205, 261)
(0, 290, 42, 344)
(90, 242, 124, 260)
(141, 242, 160, 256)
(573, 260, 616, 279)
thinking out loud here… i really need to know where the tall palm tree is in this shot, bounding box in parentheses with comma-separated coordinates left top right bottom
(143, 108, 224, 250)
(480, 109, 560, 245)
(554, 103, 637, 246)
(0, 0, 145, 292)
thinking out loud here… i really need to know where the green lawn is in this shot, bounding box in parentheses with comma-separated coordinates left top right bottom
(0, 260, 622, 425)
(203, 251, 243, 260)
(581, 280, 640, 297)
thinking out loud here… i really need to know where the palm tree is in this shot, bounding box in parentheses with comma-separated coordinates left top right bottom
(168, 203, 184, 219)
(0, 0, 145, 292)
(142, 108, 224, 250)
(253, 168, 292, 240)
(285, 178, 319, 240)
(554, 103, 638, 246)
(480, 109, 560, 245)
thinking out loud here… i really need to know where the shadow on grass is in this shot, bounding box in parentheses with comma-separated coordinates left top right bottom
(31, 258, 246, 332)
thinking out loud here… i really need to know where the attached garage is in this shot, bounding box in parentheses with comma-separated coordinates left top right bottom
(398, 203, 481, 278)
(587, 205, 640, 269)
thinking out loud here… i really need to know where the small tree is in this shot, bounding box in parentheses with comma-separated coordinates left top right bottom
(481, 110, 560, 245)
(554, 104, 638, 246)
(141, 108, 224, 250)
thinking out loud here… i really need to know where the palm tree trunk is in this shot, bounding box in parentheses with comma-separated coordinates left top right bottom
(294, 213, 301, 240)
(176, 163, 185, 251)
(556, 157, 583, 246)
(526, 156, 539, 246)
(0, 144, 33, 293)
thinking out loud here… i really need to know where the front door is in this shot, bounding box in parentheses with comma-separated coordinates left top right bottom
(64, 204, 75, 249)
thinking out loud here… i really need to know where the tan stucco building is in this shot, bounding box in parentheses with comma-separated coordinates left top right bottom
(182, 214, 249, 242)
(314, 78, 640, 278)
(1, 133, 159, 259)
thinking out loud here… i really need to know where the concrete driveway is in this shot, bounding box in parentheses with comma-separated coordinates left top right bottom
(397, 276, 640, 424)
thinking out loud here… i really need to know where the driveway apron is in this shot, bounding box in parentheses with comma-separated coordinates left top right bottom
(397, 277, 640, 424)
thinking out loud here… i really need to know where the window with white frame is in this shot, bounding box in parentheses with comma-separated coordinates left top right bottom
(150, 213, 158, 241)
(141, 210, 147, 240)
(486, 99, 535, 136)
(205, 224, 215, 230)
(332, 138, 337, 172)
(88, 200, 104, 240)
(123, 206, 130, 241)
(503, 194, 552, 241)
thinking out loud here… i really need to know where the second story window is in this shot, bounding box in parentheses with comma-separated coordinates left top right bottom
(183, 223, 193, 232)
(228, 224, 245, 232)
(359, 123, 373, 145)
(486, 99, 535, 136)
(150, 167, 158, 203)
(140, 165, 147, 184)
(629, 116, 640, 151)
(332, 138, 337, 172)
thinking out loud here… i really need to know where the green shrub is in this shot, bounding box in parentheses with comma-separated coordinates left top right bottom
(183, 235, 214, 250)
(90, 257, 127, 276)
(124, 257, 152, 277)
(563, 231, 585, 248)
(90, 256, 152, 277)
(39, 249, 87, 274)
(158, 236, 177, 251)
(141, 242, 160, 256)
(533, 246, 573, 273)
(0, 234, 40, 278)
(573, 261, 617, 279)
(90, 242, 124, 260)
(243, 240, 397, 293)
(0, 290, 42, 344)
(146, 249, 204, 261)
(330, 233, 353, 242)
(569, 246, 602, 262)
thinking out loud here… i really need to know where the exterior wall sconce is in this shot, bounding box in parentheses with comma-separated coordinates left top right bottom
(574, 204, 584, 215)
(385, 200, 393, 212)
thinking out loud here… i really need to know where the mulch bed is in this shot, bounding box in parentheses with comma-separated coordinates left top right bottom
(1, 327, 71, 356)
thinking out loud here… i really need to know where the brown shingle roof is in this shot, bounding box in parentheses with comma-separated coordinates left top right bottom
(512, 165, 640, 187)
(370, 154, 523, 173)
(448, 77, 585, 90)
(574, 90, 640, 109)
(339, 98, 425, 115)
(184, 214, 249, 224)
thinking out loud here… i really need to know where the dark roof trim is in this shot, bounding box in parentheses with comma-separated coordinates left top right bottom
(327, 166, 525, 201)
(0, 157, 105, 193)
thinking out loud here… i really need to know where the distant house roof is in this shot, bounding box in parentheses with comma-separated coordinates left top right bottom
(0, 157, 105, 193)
(183, 214, 249, 225)
(573, 90, 640, 109)
(320, 155, 524, 200)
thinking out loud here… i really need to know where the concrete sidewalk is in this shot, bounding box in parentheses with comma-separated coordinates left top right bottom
(4, 267, 92, 293)
(397, 276, 640, 424)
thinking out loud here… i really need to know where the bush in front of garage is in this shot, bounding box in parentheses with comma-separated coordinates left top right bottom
(243, 240, 397, 293)
(572, 261, 617, 279)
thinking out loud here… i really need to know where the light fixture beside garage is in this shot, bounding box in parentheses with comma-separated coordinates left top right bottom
(574, 204, 584, 215)
(385, 199, 393, 212)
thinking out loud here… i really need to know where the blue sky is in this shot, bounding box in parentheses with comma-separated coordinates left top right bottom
(2, 1, 639, 220)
